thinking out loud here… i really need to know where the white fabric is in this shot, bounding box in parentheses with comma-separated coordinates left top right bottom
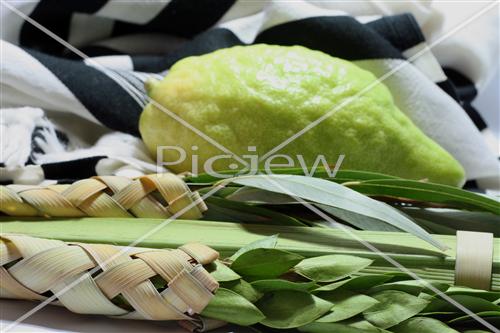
(402, 43, 447, 83)
(355, 59, 499, 181)
(0, 107, 46, 166)
(0, 41, 99, 124)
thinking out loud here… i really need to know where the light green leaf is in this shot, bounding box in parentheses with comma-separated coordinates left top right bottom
(317, 204, 400, 232)
(256, 290, 333, 329)
(317, 290, 379, 322)
(391, 317, 459, 333)
(230, 248, 304, 279)
(229, 234, 279, 261)
(221, 279, 262, 303)
(201, 288, 265, 326)
(207, 260, 241, 282)
(314, 275, 392, 293)
(229, 174, 447, 250)
(227, 187, 297, 204)
(363, 290, 430, 328)
(251, 279, 317, 293)
(185, 168, 398, 185)
(294, 255, 373, 282)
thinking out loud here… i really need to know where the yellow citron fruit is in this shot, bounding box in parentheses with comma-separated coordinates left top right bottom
(140, 44, 465, 186)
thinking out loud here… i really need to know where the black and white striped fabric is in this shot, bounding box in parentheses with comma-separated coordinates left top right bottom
(1, 0, 498, 189)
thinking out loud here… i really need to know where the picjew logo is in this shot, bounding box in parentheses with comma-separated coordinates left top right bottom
(156, 146, 345, 178)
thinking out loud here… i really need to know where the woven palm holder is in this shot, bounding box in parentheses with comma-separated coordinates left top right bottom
(0, 173, 207, 220)
(0, 234, 219, 324)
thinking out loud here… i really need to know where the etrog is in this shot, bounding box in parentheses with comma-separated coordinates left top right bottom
(140, 44, 465, 186)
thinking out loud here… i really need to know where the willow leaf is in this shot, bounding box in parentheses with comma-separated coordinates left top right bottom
(403, 208, 500, 237)
(347, 179, 500, 215)
(185, 168, 398, 184)
(445, 286, 500, 302)
(423, 295, 500, 314)
(317, 204, 401, 232)
(204, 196, 305, 226)
(368, 280, 449, 296)
(227, 187, 297, 204)
(256, 290, 333, 329)
(228, 174, 447, 250)
(448, 310, 500, 323)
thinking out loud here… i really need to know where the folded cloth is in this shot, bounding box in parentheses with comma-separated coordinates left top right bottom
(0, 0, 498, 188)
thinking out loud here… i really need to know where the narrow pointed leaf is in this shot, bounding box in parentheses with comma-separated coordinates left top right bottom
(185, 168, 398, 185)
(229, 174, 447, 250)
(368, 280, 449, 296)
(448, 310, 500, 323)
(317, 204, 401, 232)
(445, 286, 500, 302)
(205, 196, 305, 226)
(423, 295, 500, 313)
(347, 179, 500, 215)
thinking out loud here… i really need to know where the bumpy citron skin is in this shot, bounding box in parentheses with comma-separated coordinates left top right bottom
(140, 44, 465, 186)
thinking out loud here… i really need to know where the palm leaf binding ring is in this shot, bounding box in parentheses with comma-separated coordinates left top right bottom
(0, 234, 219, 321)
(0, 173, 207, 220)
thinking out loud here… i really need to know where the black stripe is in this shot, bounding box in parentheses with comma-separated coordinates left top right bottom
(27, 49, 142, 135)
(255, 16, 403, 60)
(367, 14, 425, 53)
(132, 28, 245, 72)
(67, 45, 125, 58)
(442, 68, 487, 131)
(112, 0, 236, 38)
(41, 156, 105, 181)
(20, 0, 107, 55)
(436, 80, 460, 101)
